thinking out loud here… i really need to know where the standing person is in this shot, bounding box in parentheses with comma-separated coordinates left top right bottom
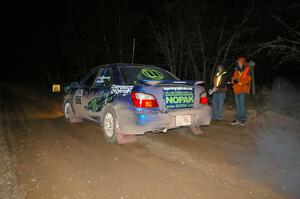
(212, 65, 227, 121)
(230, 56, 252, 126)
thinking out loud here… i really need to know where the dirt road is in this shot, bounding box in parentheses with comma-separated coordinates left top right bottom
(0, 83, 299, 199)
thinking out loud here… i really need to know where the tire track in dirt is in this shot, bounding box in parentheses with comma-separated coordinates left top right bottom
(123, 132, 283, 199)
(0, 84, 25, 199)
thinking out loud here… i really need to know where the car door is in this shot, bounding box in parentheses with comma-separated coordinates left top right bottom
(84, 67, 114, 120)
(73, 68, 99, 118)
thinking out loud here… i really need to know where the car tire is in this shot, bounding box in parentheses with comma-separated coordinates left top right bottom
(63, 101, 82, 123)
(102, 108, 118, 143)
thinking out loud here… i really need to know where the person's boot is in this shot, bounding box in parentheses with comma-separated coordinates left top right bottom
(230, 120, 241, 125)
(240, 121, 246, 126)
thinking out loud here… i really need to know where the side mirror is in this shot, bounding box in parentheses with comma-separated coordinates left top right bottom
(70, 81, 79, 88)
(64, 81, 79, 93)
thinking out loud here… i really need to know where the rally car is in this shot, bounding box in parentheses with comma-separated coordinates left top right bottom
(63, 64, 212, 144)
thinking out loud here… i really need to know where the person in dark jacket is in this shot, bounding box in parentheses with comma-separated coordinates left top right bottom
(212, 65, 227, 121)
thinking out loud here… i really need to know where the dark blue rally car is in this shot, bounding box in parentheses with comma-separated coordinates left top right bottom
(63, 64, 211, 144)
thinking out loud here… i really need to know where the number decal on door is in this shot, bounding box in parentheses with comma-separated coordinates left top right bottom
(75, 89, 83, 104)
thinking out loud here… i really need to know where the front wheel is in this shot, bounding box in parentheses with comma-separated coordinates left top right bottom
(64, 101, 72, 122)
(63, 100, 82, 123)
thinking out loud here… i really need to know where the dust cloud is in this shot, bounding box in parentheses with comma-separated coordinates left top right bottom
(250, 79, 300, 198)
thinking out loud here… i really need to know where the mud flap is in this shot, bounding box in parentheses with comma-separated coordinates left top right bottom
(64, 100, 83, 123)
(113, 110, 138, 144)
(190, 127, 204, 135)
(68, 105, 83, 123)
(116, 133, 138, 144)
(69, 116, 83, 123)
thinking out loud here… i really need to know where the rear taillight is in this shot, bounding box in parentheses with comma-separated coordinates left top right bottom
(199, 92, 208, 104)
(130, 92, 159, 108)
(200, 97, 208, 104)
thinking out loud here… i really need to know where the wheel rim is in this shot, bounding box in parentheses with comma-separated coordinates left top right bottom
(64, 102, 71, 119)
(104, 112, 114, 138)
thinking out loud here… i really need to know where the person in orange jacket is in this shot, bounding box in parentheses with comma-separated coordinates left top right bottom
(230, 56, 252, 126)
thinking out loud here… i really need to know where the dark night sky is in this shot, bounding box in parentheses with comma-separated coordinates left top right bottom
(1, 1, 67, 81)
(0, 0, 299, 83)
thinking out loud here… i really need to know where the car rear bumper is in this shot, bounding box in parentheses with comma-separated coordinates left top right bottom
(117, 106, 212, 135)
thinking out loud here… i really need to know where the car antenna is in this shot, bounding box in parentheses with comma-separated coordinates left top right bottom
(131, 37, 135, 64)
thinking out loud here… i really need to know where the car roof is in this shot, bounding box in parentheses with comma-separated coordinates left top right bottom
(94, 63, 158, 70)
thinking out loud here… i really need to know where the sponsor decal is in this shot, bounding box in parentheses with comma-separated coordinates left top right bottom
(163, 87, 193, 91)
(163, 87, 194, 109)
(142, 68, 164, 80)
(110, 85, 134, 95)
(90, 97, 99, 112)
(87, 93, 117, 112)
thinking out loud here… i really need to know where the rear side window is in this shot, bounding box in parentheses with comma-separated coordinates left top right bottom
(95, 68, 113, 87)
(120, 66, 179, 84)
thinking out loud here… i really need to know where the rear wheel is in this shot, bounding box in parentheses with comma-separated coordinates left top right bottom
(102, 109, 117, 143)
(102, 107, 137, 144)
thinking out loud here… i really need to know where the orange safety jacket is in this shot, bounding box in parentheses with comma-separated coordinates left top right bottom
(231, 65, 252, 94)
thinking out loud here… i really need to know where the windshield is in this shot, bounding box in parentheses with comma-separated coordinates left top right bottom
(120, 66, 179, 84)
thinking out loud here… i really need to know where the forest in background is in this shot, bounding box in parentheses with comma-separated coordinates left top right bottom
(1, 0, 299, 87)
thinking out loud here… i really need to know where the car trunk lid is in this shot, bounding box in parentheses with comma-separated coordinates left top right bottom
(133, 81, 206, 112)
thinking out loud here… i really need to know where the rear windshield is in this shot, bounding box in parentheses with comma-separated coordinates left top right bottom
(120, 66, 179, 84)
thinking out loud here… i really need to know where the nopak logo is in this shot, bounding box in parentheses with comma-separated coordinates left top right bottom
(163, 87, 195, 109)
(166, 95, 194, 104)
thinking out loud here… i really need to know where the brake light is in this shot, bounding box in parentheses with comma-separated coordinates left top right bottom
(131, 92, 159, 108)
(199, 92, 208, 104)
(200, 97, 208, 104)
